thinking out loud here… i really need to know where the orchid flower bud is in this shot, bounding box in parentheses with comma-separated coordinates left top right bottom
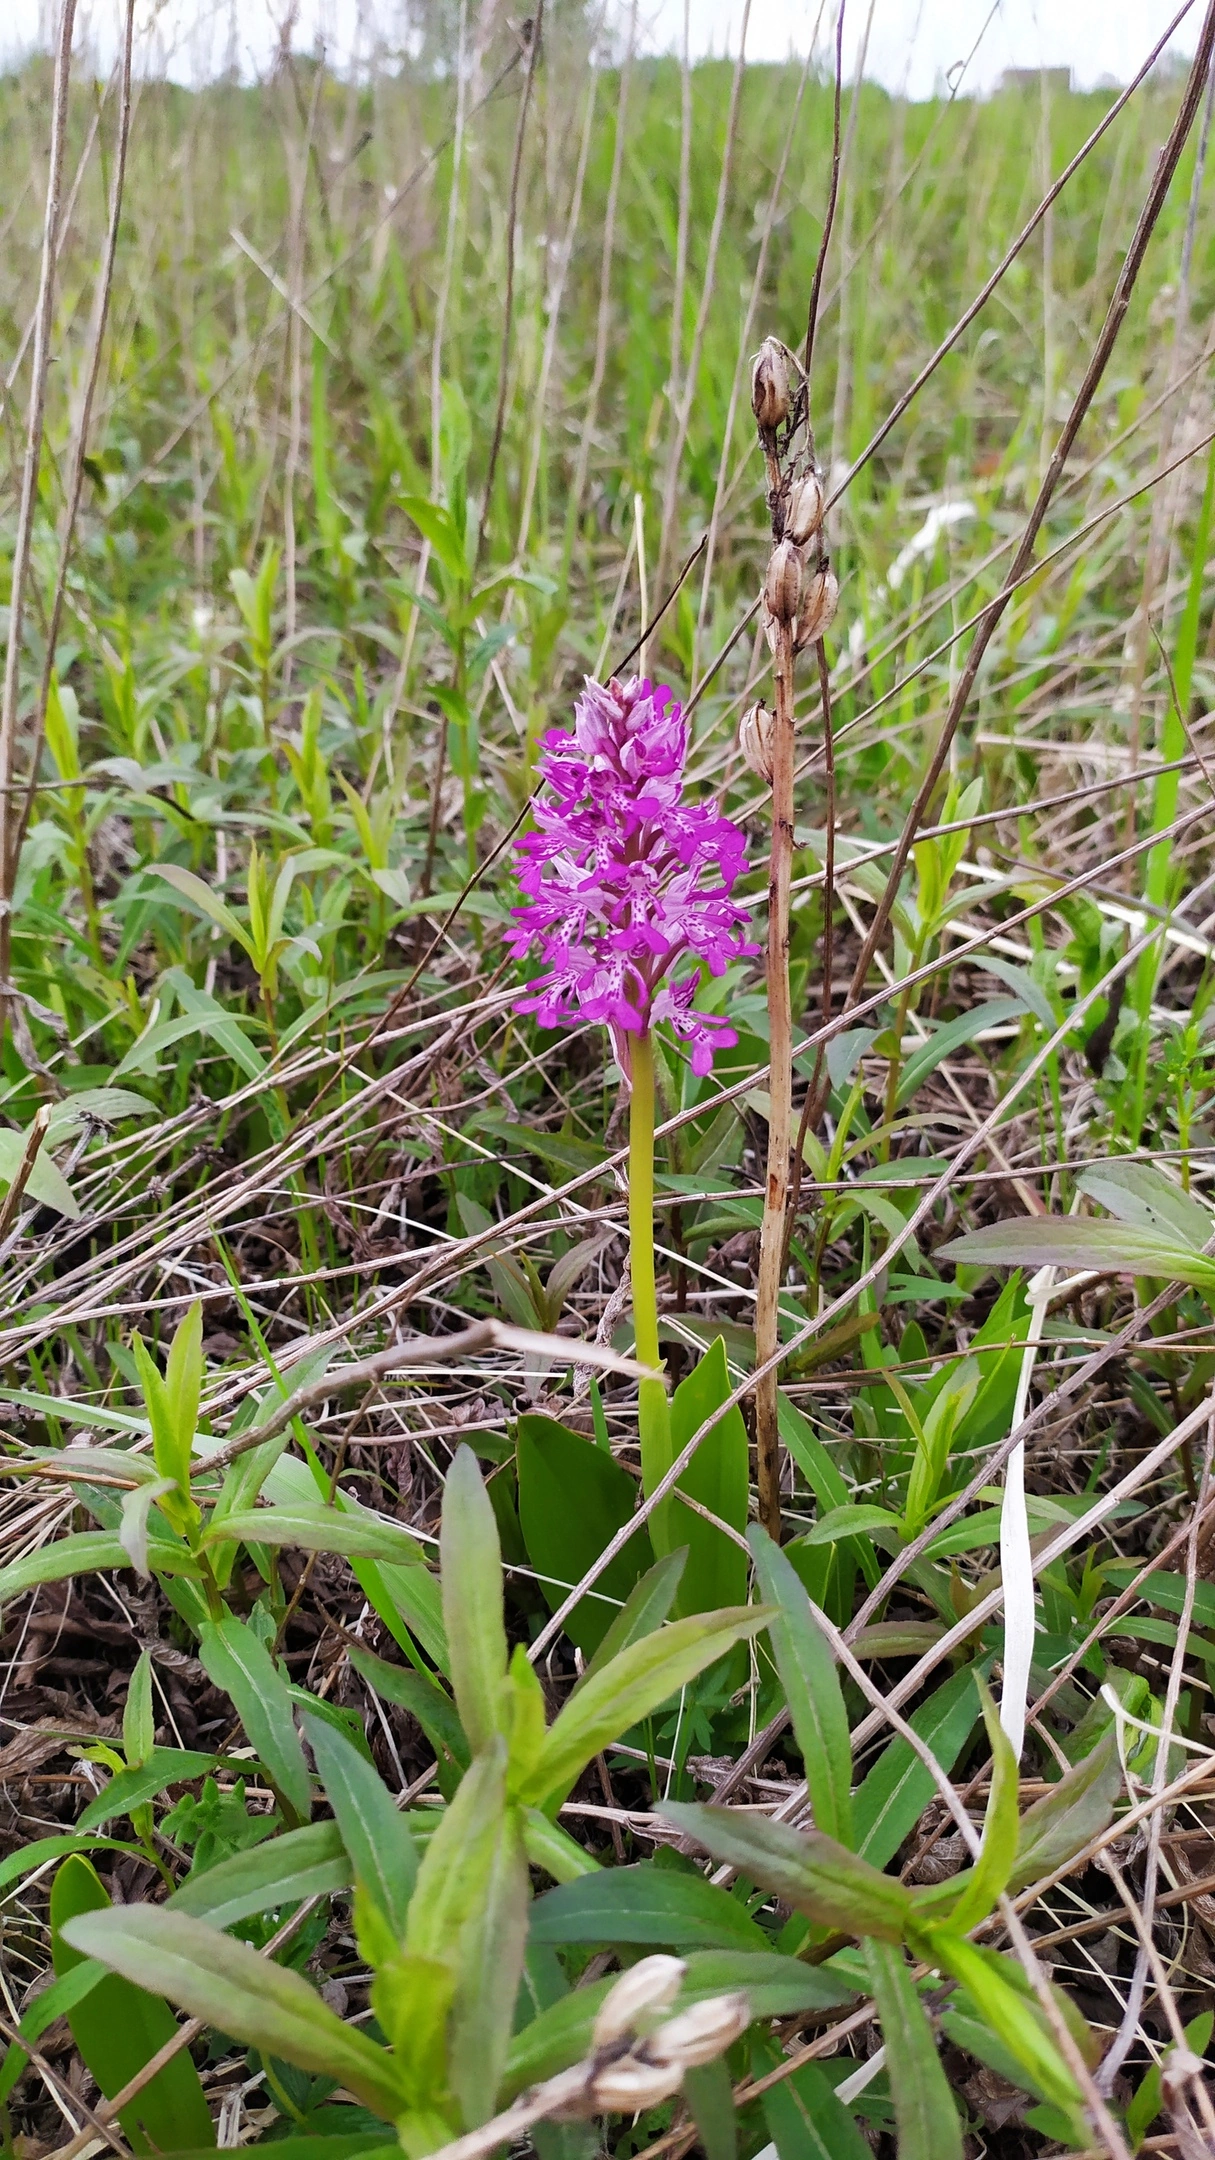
(764, 539, 803, 626)
(796, 565, 839, 649)
(646, 1994, 752, 2070)
(738, 701, 775, 784)
(786, 470, 825, 545)
(592, 1955, 686, 2048)
(751, 338, 790, 432)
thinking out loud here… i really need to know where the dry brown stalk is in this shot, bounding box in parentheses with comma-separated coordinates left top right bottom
(0, 0, 79, 1032)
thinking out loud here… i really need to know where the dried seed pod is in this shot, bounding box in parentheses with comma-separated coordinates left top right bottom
(591, 2058, 685, 2112)
(796, 565, 839, 649)
(786, 470, 825, 545)
(592, 1955, 686, 2048)
(647, 1994, 752, 2071)
(738, 701, 775, 784)
(751, 338, 790, 432)
(764, 539, 803, 627)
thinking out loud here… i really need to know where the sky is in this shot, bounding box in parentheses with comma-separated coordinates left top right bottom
(0, 0, 1203, 100)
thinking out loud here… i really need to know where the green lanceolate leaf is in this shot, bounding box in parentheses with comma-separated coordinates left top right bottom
(520, 1605, 770, 1814)
(521, 1807, 602, 1882)
(853, 1661, 985, 1868)
(0, 1958, 107, 2106)
(925, 1679, 1019, 1935)
(748, 1526, 853, 1847)
(755, 2038, 870, 2160)
(865, 1939, 962, 2160)
(123, 1649, 156, 1768)
(301, 1712, 417, 1935)
(516, 1413, 653, 1654)
(924, 1930, 1084, 2123)
(52, 1856, 216, 2153)
(198, 1614, 312, 1824)
(347, 1644, 469, 1775)
(203, 1502, 431, 1571)
(0, 1528, 199, 1606)
(530, 1861, 769, 1950)
(449, 1783, 529, 2130)
(669, 1339, 750, 1617)
(440, 1445, 508, 1754)
(573, 1547, 687, 1686)
(1007, 1728, 1121, 1893)
(939, 1217, 1215, 1294)
(405, 1740, 510, 1965)
(661, 1804, 913, 1943)
(170, 1819, 350, 1929)
(62, 1902, 406, 2122)
(76, 1747, 225, 1831)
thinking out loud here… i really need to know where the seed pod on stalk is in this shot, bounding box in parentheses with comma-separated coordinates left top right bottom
(764, 539, 803, 626)
(738, 700, 775, 784)
(795, 565, 839, 651)
(785, 469, 825, 545)
(750, 338, 790, 433)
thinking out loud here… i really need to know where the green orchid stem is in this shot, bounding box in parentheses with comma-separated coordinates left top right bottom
(629, 1031, 674, 1552)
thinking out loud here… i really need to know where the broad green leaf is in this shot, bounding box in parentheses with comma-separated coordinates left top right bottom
(501, 1950, 854, 2100)
(865, 1939, 962, 2160)
(204, 1502, 431, 1570)
(147, 861, 251, 951)
(669, 1339, 750, 1616)
(1075, 1160, 1213, 1248)
(662, 1804, 913, 1943)
(62, 1903, 405, 2122)
(1007, 1728, 1121, 1893)
(440, 1445, 508, 1754)
(405, 1741, 510, 1964)
(0, 1125, 80, 1219)
(685, 2057, 737, 2160)
(399, 495, 468, 582)
(574, 1548, 687, 1688)
(198, 1615, 312, 1824)
(1101, 1567, 1215, 1629)
(301, 1713, 417, 1935)
(170, 1819, 350, 1929)
(896, 998, 1028, 1108)
(521, 1605, 769, 1814)
(758, 2044, 870, 2160)
(939, 1217, 1215, 1292)
(77, 1747, 223, 1831)
(52, 1856, 216, 2152)
(854, 1662, 984, 1868)
(165, 1300, 203, 1476)
(517, 1413, 653, 1654)
(748, 1526, 853, 1846)
(530, 1862, 769, 1950)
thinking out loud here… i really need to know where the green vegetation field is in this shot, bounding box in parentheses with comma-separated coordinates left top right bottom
(1, 8, 1215, 2156)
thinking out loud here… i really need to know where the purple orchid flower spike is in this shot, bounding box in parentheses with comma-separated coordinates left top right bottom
(508, 675, 756, 1083)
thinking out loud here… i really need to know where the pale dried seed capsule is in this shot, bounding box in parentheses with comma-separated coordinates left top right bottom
(796, 565, 839, 648)
(646, 1993, 752, 2071)
(738, 701, 775, 784)
(751, 338, 790, 432)
(764, 539, 803, 626)
(591, 2058, 686, 2112)
(786, 470, 825, 545)
(592, 1954, 686, 2048)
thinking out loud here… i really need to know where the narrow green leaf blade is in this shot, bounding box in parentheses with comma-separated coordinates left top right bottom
(440, 1445, 508, 1755)
(865, 1939, 962, 2160)
(748, 1526, 853, 1846)
(530, 1862, 769, 1951)
(301, 1713, 417, 1936)
(169, 1820, 350, 1930)
(198, 1615, 312, 1823)
(661, 1803, 913, 1943)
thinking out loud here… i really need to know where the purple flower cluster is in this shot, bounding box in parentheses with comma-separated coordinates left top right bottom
(507, 675, 755, 1080)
